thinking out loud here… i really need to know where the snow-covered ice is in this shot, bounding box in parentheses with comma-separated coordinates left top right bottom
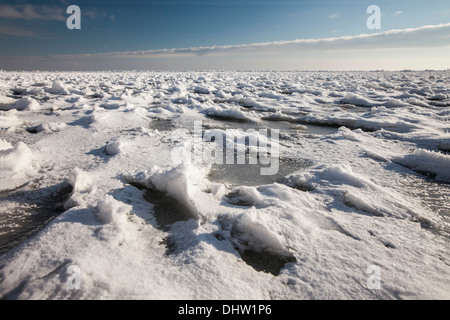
(0, 71, 449, 299)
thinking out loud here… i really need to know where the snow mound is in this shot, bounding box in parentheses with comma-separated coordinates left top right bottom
(337, 127, 362, 142)
(340, 93, 379, 107)
(321, 164, 382, 190)
(206, 105, 260, 122)
(394, 149, 450, 182)
(0, 96, 15, 104)
(410, 87, 434, 96)
(0, 111, 21, 131)
(428, 93, 447, 101)
(96, 195, 131, 229)
(0, 139, 13, 151)
(262, 111, 305, 126)
(437, 140, 450, 152)
(105, 140, 124, 156)
(9, 97, 40, 111)
(231, 207, 290, 255)
(68, 168, 93, 194)
(193, 86, 212, 94)
(383, 99, 409, 108)
(64, 168, 96, 209)
(132, 163, 210, 220)
(406, 98, 430, 108)
(28, 122, 67, 133)
(0, 142, 33, 192)
(46, 80, 69, 95)
(292, 165, 436, 223)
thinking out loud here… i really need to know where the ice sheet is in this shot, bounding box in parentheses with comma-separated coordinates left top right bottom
(0, 71, 449, 300)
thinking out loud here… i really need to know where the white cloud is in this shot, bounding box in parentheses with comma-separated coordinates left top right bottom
(395, 11, 403, 15)
(82, 23, 450, 58)
(329, 13, 339, 19)
(1, 23, 449, 71)
(0, 4, 65, 21)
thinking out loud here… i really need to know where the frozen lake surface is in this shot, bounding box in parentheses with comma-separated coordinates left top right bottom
(0, 70, 449, 299)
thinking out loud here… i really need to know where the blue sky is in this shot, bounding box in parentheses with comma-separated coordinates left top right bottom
(0, 0, 449, 70)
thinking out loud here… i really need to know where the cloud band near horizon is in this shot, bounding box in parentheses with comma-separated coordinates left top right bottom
(1, 23, 449, 71)
(47, 23, 450, 58)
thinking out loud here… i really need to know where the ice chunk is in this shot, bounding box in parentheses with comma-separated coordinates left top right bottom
(68, 168, 93, 194)
(406, 98, 430, 108)
(215, 90, 231, 99)
(410, 86, 434, 96)
(9, 97, 40, 111)
(0, 110, 21, 131)
(321, 164, 381, 190)
(96, 195, 131, 227)
(0, 142, 33, 192)
(0, 96, 15, 104)
(206, 105, 260, 122)
(340, 93, 379, 107)
(27, 122, 67, 133)
(428, 94, 447, 101)
(0, 139, 13, 151)
(394, 149, 450, 182)
(64, 168, 96, 208)
(193, 86, 212, 94)
(46, 80, 69, 95)
(105, 140, 124, 156)
(133, 163, 210, 220)
(337, 127, 362, 142)
(383, 99, 409, 108)
(437, 140, 450, 152)
(233, 207, 289, 255)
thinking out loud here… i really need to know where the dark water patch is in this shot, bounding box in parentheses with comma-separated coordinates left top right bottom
(294, 118, 378, 133)
(159, 236, 177, 255)
(428, 101, 450, 107)
(11, 89, 24, 96)
(128, 182, 193, 231)
(303, 124, 340, 136)
(262, 117, 340, 135)
(202, 118, 313, 186)
(239, 248, 296, 276)
(216, 215, 296, 276)
(0, 182, 30, 197)
(206, 114, 253, 123)
(0, 182, 73, 255)
(85, 93, 104, 99)
(128, 181, 198, 255)
(224, 190, 254, 207)
(281, 176, 315, 192)
(99, 103, 121, 110)
(149, 119, 176, 132)
(205, 112, 340, 137)
(339, 103, 364, 111)
(437, 144, 450, 153)
(209, 158, 311, 187)
(26, 126, 40, 134)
